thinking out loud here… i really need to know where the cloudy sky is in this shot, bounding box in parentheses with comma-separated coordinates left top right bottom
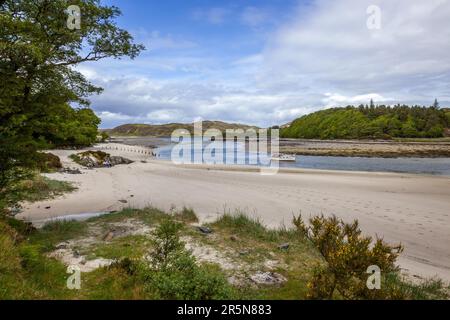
(79, 0, 450, 128)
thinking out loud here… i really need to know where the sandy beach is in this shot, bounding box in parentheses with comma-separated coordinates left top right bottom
(17, 143, 450, 282)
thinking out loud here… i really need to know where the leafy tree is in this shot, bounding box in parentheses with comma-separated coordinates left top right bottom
(281, 105, 448, 139)
(0, 0, 144, 210)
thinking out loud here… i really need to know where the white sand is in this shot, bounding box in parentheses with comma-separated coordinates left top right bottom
(18, 143, 450, 282)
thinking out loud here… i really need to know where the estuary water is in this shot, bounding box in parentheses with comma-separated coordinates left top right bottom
(153, 142, 450, 176)
(115, 137, 450, 176)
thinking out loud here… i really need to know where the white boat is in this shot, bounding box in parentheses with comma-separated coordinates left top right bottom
(271, 153, 296, 161)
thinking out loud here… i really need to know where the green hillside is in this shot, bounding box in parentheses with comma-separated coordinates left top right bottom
(107, 121, 258, 137)
(281, 105, 450, 140)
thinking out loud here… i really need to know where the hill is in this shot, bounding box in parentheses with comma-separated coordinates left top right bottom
(281, 105, 450, 140)
(107, 121, 258, 137)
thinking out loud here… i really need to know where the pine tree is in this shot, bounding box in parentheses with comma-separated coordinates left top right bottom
(433, 98, 440, 109)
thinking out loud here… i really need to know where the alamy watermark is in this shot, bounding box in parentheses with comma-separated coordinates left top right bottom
(366, 265, 381, 290)
(66, 5, 81, 30)
(367, 5, 382, 30)
(66, 265, 81, 290)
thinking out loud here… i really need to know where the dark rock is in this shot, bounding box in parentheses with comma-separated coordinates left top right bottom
(45, 206, 51, 209)
(70, 151, 133, 168)
(8, 206, 22, 216)
(197, 226, 212, 234)
(103, 227, 127, 241)
(60, 168, 82, 174)
(109, 156, 133, 166)
(55, 242, 68, 250)
(250, 272, 287, 286)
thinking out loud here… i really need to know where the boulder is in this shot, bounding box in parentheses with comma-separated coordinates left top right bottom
(109, 156, 133, 166)
(250, 271, 287, 286)
(70, 151, 133, 168)
(197, 226, 213, 234)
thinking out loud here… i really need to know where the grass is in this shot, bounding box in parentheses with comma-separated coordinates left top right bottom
(69, 150, 109, 167)
(88, 235, 151, 260)
(173, 206, 199, 223)
(29, 220, 88, 252)
(87, 207, 168, 225)
(188, 212, 324, 299)
(17, 175, 77, 203)
(383, 273, 450, 300)
(0, 218, 75, 299)
(1, 207, 448, 300)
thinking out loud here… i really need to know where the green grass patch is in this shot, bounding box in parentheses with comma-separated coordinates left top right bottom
(173, 207, 199, 223)
(87, 207, 167, 226)
(29, 220, 88, 252)
(88, 235, 151, 260)
(383, 273, 449, 300)
(0, 219, 74, 299)
(18, 175, 76, 203)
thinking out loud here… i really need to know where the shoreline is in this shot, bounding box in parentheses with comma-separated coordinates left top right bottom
(278, 138, 450, 158)
(110, 135, 450, 158)
(17, 143, 450, 282)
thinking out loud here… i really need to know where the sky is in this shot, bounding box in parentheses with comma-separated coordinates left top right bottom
(77, 0, 450, 128)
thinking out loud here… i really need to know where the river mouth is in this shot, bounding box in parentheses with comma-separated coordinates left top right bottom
(155, 145, 450, 176)
(112, 137, 450, 176)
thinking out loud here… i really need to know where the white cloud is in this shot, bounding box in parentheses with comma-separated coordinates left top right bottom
(322, 93, 389, 108)
(139, 30, 197, 51)
(82, 0, 450, 128)
(262, 0, 450, 95)
(240, 7, 268, 27)
(192, 7, 231, 25)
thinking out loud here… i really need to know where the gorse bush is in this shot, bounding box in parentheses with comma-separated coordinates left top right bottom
(137, 219, 234, 299)
(294, 215, 404, 299)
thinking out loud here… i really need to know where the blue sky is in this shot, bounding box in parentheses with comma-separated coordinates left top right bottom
(79, 0, 450, 128)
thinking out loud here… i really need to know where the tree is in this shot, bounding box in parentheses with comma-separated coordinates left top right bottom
(0, 0, 144, 209)
(433, 98, 440, 109)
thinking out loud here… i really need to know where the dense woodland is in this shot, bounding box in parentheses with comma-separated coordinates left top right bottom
(281, 103, 450, 139)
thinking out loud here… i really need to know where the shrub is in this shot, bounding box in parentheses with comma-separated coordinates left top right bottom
(294, 214, 404, 299)
(36, 152, 62, 172)
(138, 219, 235, 299)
